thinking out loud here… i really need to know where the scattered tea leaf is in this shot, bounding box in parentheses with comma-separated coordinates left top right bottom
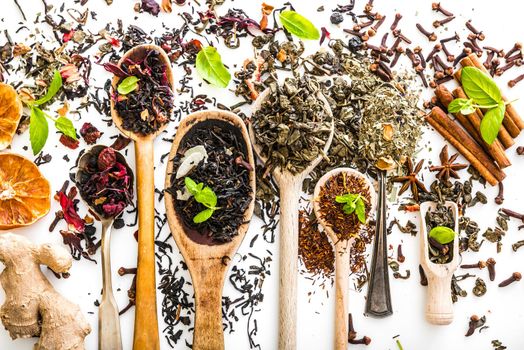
(429, 225, 455, 244)
(117, 76, 139, 95)
(195, 46, 231, 88)
(279, 10, 320, 40)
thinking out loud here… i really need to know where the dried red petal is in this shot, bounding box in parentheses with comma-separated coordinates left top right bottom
(58, 191, 85, 232)
(141, 0, 160, 16)
(110, 134, 132, 150)
(98, 147, 117, 171)
(80, 122, 102, 145)
(63, 30, 75, 43)
(102, 62, 129, 77)
(102, 201, 126, 217)
(59, 135, 80, 149)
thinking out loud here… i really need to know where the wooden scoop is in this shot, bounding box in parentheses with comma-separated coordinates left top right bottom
(164, 110, 256, 350)
(313, 168, 376, 350)
(110, 44, 174, 349)
(250, 88, 334, 350)
(419, 201, 460, 325)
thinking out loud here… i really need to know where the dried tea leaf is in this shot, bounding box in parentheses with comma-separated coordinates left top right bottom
(382, 123, 394, 141)
(376, 156, 397, 171)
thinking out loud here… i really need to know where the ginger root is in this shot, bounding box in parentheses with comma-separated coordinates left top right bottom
(0, 233, 91, 350)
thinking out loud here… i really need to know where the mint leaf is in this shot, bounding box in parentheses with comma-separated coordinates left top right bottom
(279, 10, 320, 40)
(195, 46, 231, 88)
(355, 198, 366, 224)
(55, 116, 77, 140)
(461, 66, 502, 106)
(448, 98, 475, 115)
(480, 103, 506, 144)
(29, 107, 49, 155)
(429, 226, 455, 245)
(117, 76, 139, 95)
(193, 208, 214, 223)
(195, 186, 218, 208)
(184, 177, 199, 195)
(34, 70, 62, 106)
(335, 193, 357, 203)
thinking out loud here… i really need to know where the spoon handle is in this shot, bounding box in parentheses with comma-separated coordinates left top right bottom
(426, 274, 454, 325)
(99, 220, 123, 350)
(133, 139, 160, 350)
(278, 177, 302, 350)
(365, 170, 393, 317)
(334, 242, 350, 350)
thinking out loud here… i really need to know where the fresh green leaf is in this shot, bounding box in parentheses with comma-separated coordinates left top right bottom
(279, 10, 320, 40)
(195, 46, 231, 88)
(184, 177, 199, 195)
(480, 103, 506, 144)
(29, 107, 49, 155)
(429, 226, 456, 245)
(195, 186, 218, 208)
(335, 193, 357, 203)
(33, 70, 62, 106)
(117, 76, 139, 95)
(461, 66, 502, 106)
(343, 202, 356, 214)
(193, 208, 215, 223)
(355, 198, 366, 224)
(448, 98, 476, 115)
(55, 116, 77, 140)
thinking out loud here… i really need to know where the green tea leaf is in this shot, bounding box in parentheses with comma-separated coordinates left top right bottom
(195, 186, 218, 208)
(461, 66, 502, 106)
(117, 76, 139, 95)
(55, 116, 77, 140)
(184, 177, 199, 195)
(29, 107, 49, 155)
(34, 70, 62, 106)
(279, 10, 320, 40)
(480, 103, 506, 144)
(195, 46, 231, 88)
(193, 208, 215, 223)
(429, 226, 456, 245)
(355, 198, 366, 224)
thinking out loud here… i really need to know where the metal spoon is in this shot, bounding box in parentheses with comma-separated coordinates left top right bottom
(76, 145, 135, 350)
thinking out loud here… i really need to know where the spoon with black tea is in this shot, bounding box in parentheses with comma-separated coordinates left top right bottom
(313, 168, 376, 350)
(76, 145, 135, 350)
(250, 86, 334, 350)
(164, 110, 256, 350)
(110, 43, 174, 349)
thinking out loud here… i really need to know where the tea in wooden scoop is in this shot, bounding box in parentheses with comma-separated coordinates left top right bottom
(165, 110, 255, 350)
(109, 43, 174, 349)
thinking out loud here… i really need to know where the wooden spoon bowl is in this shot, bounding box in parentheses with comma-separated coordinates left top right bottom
(313, 168, 376, 350)
(110, 43, 174, 350)
(165, 110, 256, 350)
(419, 201, 460, 325)
(249, 87, 334, 350)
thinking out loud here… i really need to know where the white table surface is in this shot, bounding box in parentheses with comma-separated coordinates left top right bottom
(1, 1, 524, 349)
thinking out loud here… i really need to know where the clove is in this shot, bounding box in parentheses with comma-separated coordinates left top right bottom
(508, 73, 524, 88)
(465, 315, 486, 337)
(432, 2, 454, 17)
(419, 264, 428, 286)
(461, 260, 486, 269)
(433, 16, 455, 28)
(495, 182, 504, 205)
(390, 13, 402, 31)
(501, 208, 524, 222)
(498, 272, 521, 287)
(486, 258, 496, 281)
(416, 23, 437, 41)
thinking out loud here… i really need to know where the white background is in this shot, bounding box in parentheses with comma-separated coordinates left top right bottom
(1, 1, 524, 349)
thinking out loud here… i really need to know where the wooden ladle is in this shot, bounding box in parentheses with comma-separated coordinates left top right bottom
(250, 88, 334, 350)
(110, 44, 174, 349)
(419, 201, 460, 325)
(164, 110, 256, 350)
(313, 168, 376, 350)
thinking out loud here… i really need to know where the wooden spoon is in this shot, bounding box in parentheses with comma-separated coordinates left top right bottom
(312, 168, 376, 350)
(250, 88, 334, 350)
(77, 145, 134, 350)
(164, 110, 256, 350)
(110, 44, 174, 349)
(419, 201, 460, 325)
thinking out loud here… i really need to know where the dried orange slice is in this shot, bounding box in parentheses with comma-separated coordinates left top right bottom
(0, 153, 50, 229)
(0, 83, 23, 150)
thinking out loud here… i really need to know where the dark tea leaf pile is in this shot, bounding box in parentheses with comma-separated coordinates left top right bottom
(167, 122, 252, 243)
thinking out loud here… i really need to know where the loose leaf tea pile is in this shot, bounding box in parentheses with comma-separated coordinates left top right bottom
(167, 122, 252, 243)
(425, 203, 455, 264)
(251, 76, 332, 174)
(110, 49, 174, 135)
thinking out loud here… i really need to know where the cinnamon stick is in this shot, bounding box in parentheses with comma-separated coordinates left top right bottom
(454, 68, 515, 149)
(452, 87, 511, 168)
(428, 107, 505, 185)
(460, 54, 523, 136)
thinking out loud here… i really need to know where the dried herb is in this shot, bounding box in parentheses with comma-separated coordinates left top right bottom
(167, 121, 252, 243)
(425, 203, 455, 264)
(195, 46, 231, 88)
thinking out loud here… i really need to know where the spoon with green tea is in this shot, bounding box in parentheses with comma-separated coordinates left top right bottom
(110, 43, 174, 349)
(313, 168, 376, 350)
(249, 86, 334, 350)
(76, 145, 135, 350)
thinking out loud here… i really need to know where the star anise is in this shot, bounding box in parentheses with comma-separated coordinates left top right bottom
(392, 158, 429, 202)
(429, 145, 468, 181)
